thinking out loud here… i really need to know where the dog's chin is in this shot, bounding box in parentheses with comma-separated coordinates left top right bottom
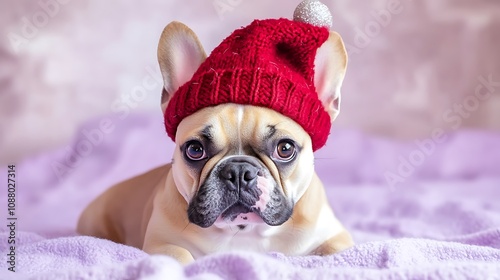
(213, 203, 265, 228)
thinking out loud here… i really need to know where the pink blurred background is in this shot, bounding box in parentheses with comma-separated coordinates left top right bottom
(1, 0, 499, 163)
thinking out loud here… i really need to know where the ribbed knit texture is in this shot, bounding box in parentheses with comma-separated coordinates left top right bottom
(164, 18, 331, 151)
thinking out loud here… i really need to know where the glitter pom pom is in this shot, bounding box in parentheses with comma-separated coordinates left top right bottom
(293, 0, 333, 29)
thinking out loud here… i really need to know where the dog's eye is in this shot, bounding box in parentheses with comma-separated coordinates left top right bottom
(185, 141, 206, 160)
(274, 140, 296, 161)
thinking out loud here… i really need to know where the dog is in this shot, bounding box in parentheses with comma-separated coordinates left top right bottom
(77, 18, 353, 264)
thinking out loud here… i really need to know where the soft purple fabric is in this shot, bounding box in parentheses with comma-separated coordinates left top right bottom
(0, 112, 499, 279)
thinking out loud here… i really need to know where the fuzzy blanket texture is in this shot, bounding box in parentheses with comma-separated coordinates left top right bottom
(0, 112, 499, 279)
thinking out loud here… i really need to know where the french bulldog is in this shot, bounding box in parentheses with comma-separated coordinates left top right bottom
(77, 20, 353, 264)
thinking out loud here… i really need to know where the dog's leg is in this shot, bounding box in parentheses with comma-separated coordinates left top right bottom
(141, 174, 195, 264)
(311, 230, 354, 256)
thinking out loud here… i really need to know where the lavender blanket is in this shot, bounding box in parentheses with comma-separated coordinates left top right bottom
(1, 113, 500, 279)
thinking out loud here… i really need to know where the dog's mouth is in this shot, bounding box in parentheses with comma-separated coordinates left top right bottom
(221, 203, 252, 221)
(213, 202, 264, 228)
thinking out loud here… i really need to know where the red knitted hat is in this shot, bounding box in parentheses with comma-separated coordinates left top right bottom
(165, 16, 331, 151)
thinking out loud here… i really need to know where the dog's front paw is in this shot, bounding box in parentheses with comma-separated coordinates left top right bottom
(143, 243, 195, 264)
(311, 230, 354, 256)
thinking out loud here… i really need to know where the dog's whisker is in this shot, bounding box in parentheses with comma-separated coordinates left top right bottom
(182, 221, 191, 232)
(231, 229, 241, 239)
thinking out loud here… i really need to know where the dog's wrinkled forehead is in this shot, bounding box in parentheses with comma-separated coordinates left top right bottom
(175, 104, 311, 153)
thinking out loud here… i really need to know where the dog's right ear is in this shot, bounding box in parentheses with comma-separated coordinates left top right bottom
(158, 21, 207, 113)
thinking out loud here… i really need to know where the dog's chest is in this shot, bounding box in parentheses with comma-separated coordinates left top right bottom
(189, 205, 344, 258)
(190, 224, 310, 258)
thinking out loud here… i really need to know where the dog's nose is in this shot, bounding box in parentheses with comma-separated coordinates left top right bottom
(220, 162, 259, 191)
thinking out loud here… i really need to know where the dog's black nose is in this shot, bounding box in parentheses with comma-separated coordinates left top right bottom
(220, 161, 259, 191)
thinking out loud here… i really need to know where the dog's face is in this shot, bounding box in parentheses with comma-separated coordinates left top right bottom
(172, 104, 315, 227)
(157, 22, 347, 228)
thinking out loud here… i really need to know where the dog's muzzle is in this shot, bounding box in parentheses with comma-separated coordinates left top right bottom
(187, 156, 293, 228)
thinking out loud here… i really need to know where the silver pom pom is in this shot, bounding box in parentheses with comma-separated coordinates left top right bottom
(293, 0, 333, 29)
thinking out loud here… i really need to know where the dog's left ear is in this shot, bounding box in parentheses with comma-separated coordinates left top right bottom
(157, 21, 207, 113)
(314, 31, 348, 122)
